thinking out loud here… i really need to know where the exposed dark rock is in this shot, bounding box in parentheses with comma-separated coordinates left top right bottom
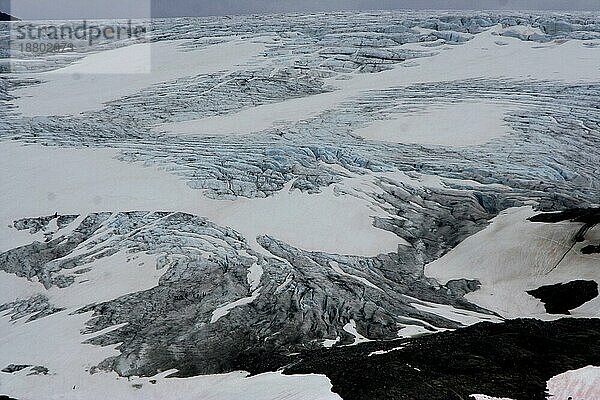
(0, 11, 19, 21)
(1, 364, 31, 374)
(527, 280, 599, 315)
(529, 208, 600, 225)
(581, 244, 600, 254)
(529, 208, 599, 243)
(13, 215, 56, 234)
(239, 318, 600, 400)
(27, 366, 49, 375)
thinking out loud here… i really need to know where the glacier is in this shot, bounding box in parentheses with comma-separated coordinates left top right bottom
(1, 9, 600, 400)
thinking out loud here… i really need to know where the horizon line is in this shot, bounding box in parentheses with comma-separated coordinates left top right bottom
(3, 7, 599, 22)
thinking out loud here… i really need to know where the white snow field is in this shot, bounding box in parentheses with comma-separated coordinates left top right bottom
(471, 366, 600, 400)
(153, 92, 337, 136)
(10, 23, 600, 128)
(547, 366, 600, 399)
(12, 39, 266, 116)
(354, 101, 514, 146)
(425, 206, 600, 319)
(0, 142, 400, 256)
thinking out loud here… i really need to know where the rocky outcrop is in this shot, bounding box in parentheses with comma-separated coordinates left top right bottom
(27, 366, 49, 375)
(275, 318, 600, 400)
(0, 11, 18, 21)
(1, 365, 31, 374)
(529, 208, 600, 224)
(581, 244, 600, 254)
(0, 364, 47, 376)
(527, 280, 599, 315)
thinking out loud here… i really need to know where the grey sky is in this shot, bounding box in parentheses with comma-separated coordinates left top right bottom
(2, 0, 599, 20)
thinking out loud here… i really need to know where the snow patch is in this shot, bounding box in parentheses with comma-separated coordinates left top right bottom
(342, 319, 371, 345)
(409, 299, 501, 326)
(397, 324, 436, 337)
(247, 262, 264, 292)
(210, 289, 261, 324)
(425, 206, 600, 319)
(154, 91, 337, 136)
(322, 337, 341, 348)
(547, 365, 600, 399)
(355, 101, 514, 146)
(329, 261, 382, 291)
(368, 345, 405, 356)
(12, 39, 265, 117)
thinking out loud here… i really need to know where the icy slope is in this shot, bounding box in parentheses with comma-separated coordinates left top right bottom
(426, 207, 600, 319)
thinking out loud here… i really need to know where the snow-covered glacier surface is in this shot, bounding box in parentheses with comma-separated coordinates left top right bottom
(1, 10, 600, 400)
